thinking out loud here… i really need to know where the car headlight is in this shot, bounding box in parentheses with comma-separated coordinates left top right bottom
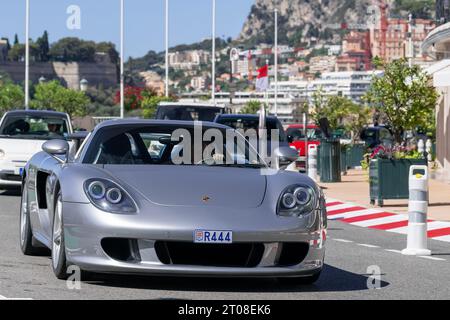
(84, 178, 137, 213)
(0, 149, 5, 159)
(277, 185, 317, 217)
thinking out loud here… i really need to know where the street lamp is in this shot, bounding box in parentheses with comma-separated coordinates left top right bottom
(25, 0, 30, 110)
(274, 8, 278, 117)
(80, 78, 88, 92)
(165, 0, 170, 97)
(120, 0, 125, 118)
(211, 0, 216, 104)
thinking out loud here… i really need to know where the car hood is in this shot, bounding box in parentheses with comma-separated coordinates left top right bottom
(103, 165, 267, 208)
(0, 138, 46, 161)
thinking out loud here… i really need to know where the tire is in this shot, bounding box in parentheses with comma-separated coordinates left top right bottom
(277, 271, 322, 286)
(20, 183, 42, 255)
(51, 192, 68, 280)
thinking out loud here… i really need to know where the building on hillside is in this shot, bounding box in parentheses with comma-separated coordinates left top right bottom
(168, 50, 210, 70)
(235, 58, 257, 77)
(178, 70, 382, 123)
(190, 76, 206, 92)
(325, 45, 342, 56)
(339, 31, 372, 71)
(309, 55, 336, 75)
(139, 71, 165, 96)
(270, 70, 382, 104)
(370, 17, 435, 63)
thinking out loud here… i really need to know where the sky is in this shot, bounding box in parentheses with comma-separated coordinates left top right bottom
(0, 0, 255, 58)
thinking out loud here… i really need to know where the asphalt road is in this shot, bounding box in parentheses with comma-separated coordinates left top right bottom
(1, 189, 450, 300)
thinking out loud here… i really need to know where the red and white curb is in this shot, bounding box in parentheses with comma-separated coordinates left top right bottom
(326, 199, 450, 243)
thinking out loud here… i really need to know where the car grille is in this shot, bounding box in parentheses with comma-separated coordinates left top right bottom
(155, 242, 265, 268)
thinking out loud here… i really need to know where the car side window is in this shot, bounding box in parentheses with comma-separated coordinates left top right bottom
(380, 129, 391, 140)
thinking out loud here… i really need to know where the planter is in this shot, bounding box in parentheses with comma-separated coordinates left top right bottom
(346, 144, 366, 169)
(319, 139, 341, 183)
(340, 147, 347, 175)
(369, 158, 427, 207)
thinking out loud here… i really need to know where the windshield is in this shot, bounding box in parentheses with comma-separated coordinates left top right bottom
(83, 125, 266, 168)
(156, 105, 225, 122)
(287, 128, 322, 141)
(0, 115, 69, 140)
(217, 118, 287, 142)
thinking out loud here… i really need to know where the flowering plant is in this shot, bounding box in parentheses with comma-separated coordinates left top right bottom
(114, 86, 144, 111)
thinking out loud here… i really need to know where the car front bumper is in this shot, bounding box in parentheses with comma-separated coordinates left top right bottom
(62, 201, 326, 278)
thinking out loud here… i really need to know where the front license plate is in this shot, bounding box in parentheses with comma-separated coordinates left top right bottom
(194, 230, 233, 244)
(14, 167, 24, 176)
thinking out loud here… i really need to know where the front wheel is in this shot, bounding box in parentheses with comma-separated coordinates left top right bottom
(51, 192, 68, 280)
(277, 271, 322, 286)
(20, 183, 42, 255)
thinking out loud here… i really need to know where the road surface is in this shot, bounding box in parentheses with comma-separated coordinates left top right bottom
(1, 189, 449, 300)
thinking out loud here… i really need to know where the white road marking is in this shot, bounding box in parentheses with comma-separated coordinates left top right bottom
(388, 221, 450, 235)
(357, 243, 380, 248)
(326, 203, 359, 212)
(0, 295, 32, 300)
(433, 235, 450, 242)
(385, 249, 403, 254)
(328, 209, 381, 220)
(332, 238, 354, 243)
(351, 214, 408, 228)
(418, 256, 446, 261)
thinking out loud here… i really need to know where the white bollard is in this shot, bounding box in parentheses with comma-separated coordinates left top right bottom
(308, 144, 318, 181)
(402, 165, 431, 256)
(418, 139, 425, 155)
(426, 139, 433, 162)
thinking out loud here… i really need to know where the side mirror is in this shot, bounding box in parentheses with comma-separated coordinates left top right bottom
(274, 146, 299, 169)
(42, 139, 70, 164)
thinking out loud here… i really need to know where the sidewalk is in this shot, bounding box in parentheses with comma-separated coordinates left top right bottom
(320, 169, 450, 222)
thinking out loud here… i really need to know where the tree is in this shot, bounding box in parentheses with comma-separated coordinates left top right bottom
(13, 34, 19, 45)
(8, 42, 39, 62)
(309, 87, 371, 140)
(49, 37, 96, 62)
(0, 83, 24, 114)
(345, 103, 372, 142)
(96, 42, 119, 64)
(312, 95, 354, 131)
(365, 58, 438, 143)
(240, 100, 263, 114)
(30, 80, 89, 117)
(114, 86, 145, 112)
(36, 31, 50, 62)
(141, 93, 175, 119)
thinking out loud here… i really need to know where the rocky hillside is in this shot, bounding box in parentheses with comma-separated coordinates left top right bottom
(238, 0, 435, 45)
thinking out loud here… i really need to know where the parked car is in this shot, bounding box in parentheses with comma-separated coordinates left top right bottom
(286, 124, 323, 171)
(360, 126, 394, 149)
(214, 114, 290, 166)
(155, 102, 228, 122)
(0, 110, 73, 189)
(20, 119, 326, 284)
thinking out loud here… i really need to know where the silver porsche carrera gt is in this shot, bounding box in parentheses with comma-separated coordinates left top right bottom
(19, 120, 327, 284)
